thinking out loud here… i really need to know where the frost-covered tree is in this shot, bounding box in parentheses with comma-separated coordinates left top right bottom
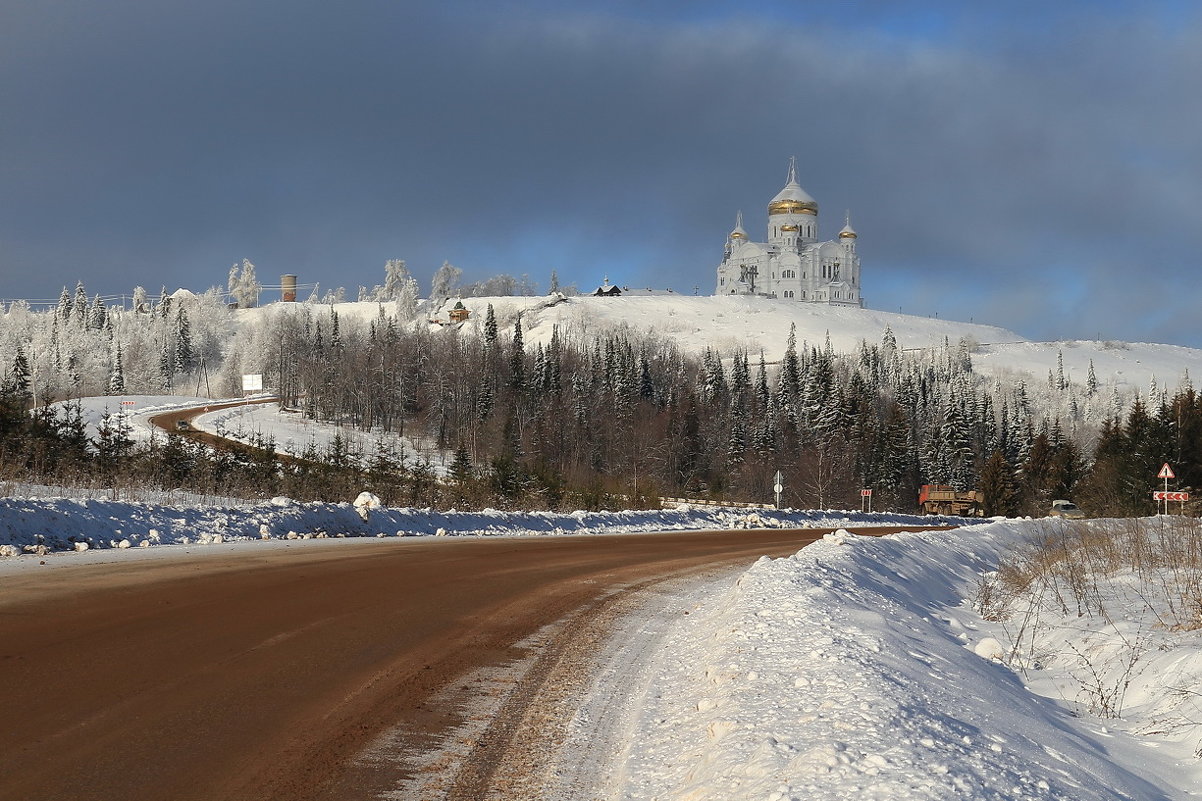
(394, 276, 420, 322)
(483, 304, 498, 350)
(89, 295, 107, 330)
(227, 258, 262, 308)
(106, 344, 126, 395)
(158, 336, 174, 390)
(174, 306, 195, 374)
(158, 287, 172, 319)
(8, 344, 31, 396)
(73, 282, 89, 326)
(380, 259, 409, 302)
(430, 260, 462, 301)
(57, 286, 73, 322)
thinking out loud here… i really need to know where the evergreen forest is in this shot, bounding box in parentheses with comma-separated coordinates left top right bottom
(1, 284, 1199, 517)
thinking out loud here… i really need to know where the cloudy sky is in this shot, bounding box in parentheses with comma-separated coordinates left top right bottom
(3, 1, 1202, 346)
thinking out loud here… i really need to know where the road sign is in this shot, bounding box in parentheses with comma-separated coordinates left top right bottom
(1153, 491, 1190, 502)
(860, 489, 873, 497)
(1159, 463, 1176, 479)
(119, 400, 136, 406)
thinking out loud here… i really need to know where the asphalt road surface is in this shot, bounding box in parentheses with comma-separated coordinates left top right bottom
(0, 527, 931, 800)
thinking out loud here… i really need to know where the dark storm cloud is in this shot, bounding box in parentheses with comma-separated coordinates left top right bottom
(2, 1, 1202, 345)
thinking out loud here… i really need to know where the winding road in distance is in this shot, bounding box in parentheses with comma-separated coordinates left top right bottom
(0, 525, 945, 800)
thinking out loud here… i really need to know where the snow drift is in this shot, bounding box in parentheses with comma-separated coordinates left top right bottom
(614, 521, 1180, 800)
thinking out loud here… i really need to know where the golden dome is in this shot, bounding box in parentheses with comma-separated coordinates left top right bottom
(768, 198, 818, 216)
(768, 158, 818, 216)
(839, 212, 857, 238)
(730, 229, 748, 240)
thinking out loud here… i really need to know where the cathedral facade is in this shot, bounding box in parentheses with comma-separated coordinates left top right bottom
(715, 160, 862, 307)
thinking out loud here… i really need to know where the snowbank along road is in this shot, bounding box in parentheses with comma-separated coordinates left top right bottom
(0, 526, 931, 801)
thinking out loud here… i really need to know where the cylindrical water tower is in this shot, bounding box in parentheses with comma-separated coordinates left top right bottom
(281, 274, 297, 302)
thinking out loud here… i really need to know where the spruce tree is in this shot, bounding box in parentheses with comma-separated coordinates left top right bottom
(509, 314, 525, 390)
(57, 286, 73, 322)
(979, 451, 1020, 517)
(106, 345, 126, 395)
(483, 304, 498, 349)
(73, 281, 88, 326)
(89, 295, 107, 330)
(9, 344, 31, 397)
(780, 324, 801, 401)
(450, 443, 473, 484)
(174, 306, 194, 374)
(158, 286, 172, 319)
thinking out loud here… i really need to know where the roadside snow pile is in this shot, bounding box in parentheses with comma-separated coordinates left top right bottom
(0, 495, 972, 556)
(976, 517, 1202, 779)
(617, 521, 1180, 800)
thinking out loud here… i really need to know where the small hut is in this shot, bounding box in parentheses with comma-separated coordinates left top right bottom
(448, 300, 470, 323)
(593, 277, 622, 297)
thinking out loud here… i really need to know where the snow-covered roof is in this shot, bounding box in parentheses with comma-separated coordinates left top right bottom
(770, 178, 817, 206)
(770, 157, 818, 207)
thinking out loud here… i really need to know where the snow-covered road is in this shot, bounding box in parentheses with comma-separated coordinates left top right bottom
(2, 494, 1198, 799)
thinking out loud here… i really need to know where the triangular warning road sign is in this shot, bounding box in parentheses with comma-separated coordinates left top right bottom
(1159, 463, 1176, 479)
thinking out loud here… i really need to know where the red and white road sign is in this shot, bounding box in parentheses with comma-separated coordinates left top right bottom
(119, 400, 136, 406)
(860, 489, 873, 497)
(1159, 463, 1176, 479)
(1153, 491, 1190, 502)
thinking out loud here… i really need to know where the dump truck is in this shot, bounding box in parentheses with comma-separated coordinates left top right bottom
(919, 484, 982, 517)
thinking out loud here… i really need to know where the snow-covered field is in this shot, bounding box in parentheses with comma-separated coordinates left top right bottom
(197, 401, 450, 473)
(265, 295, 1202, 397)
(53, 394, 217, 443)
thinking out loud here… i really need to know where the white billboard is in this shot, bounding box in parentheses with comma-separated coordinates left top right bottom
(241, 373, 263, 392)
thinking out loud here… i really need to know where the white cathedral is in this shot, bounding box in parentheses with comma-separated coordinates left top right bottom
(715, 159, 862, 306)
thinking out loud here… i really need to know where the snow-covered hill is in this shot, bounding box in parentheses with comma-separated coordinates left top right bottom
(248, 295, 1202, 397)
